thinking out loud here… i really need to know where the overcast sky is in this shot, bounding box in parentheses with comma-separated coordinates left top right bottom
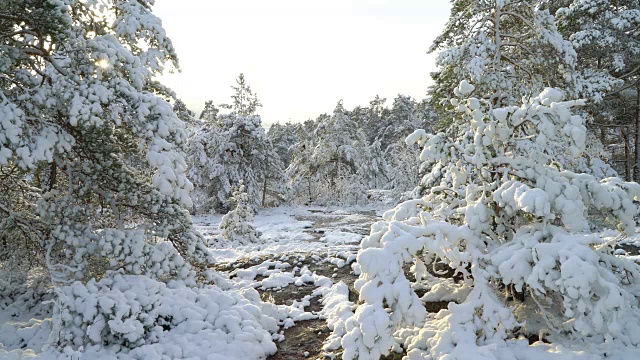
(153, 0, 451, 127)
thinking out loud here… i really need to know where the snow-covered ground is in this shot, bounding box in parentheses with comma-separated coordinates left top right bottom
(198, 206, 377, 261)
(4, 206, 640, 359)
(0, 206, 379, 359)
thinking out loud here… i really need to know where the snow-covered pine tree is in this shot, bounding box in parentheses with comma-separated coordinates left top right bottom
(0, 0, 208, 286)
(288, 102, 371, 205)
(359, 140, 389, 190)
(199, 100, 220, 122)
(287, 138, 320, 204)
(267, 122, 304, 168)
(376, 95, 420, 151)
(554, 0, 639, 102)
(186, 75, 284, 212)
(220, 73, 262, 117)
(219, 183, 259, 245)
(0, 1, 290, 358)
(260, 138, 288, 207)
(377, 95, 428, 197)
(186, 117, 230, 212)
(428, 0, 616, 179)
(173, 99, 196, 124)
(428, 0, 577, 121)
(341, 81, 640, 359)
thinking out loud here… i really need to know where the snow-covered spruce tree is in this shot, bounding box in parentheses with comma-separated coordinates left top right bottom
(219, 183, 259, 245)
(0, 1, 280, 358)
(428, 0, 577, 123)
(341, 81, 640, 359)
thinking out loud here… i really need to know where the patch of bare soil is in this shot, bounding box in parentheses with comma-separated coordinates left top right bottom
(260, 283, 323, 312)
(267, 319, 331, 360)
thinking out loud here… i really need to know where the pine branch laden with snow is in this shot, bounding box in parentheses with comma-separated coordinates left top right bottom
(341, 80, 640, 359)
(555, 0, 640, 102)
(219, 183, 260, 245)
(428, 0, 578, 119)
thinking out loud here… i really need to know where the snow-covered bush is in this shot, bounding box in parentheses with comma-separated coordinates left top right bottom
(53, 272, 278, 358)
(341, 81, 640, 359)
(219, 184, 260, 245)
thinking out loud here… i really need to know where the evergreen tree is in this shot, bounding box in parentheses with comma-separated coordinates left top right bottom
(288, 102, 370, 205)
(260, 138, 288, 207)
(428, 0, 577, 123)
(219, 183, 259, 245)
(173, 99, 195, 124)
(267, 122, 302, 168)
(343, 80, 640, 359)
(199, 100, 220, 122)
(187, 75, 284, 211)
(553, 0, 640, 180)
(220, 73, 262, 116)
(0, 0, 207, 285)
(0, 1, 266, 356)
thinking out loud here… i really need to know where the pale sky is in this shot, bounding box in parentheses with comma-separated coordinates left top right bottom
(153, 0, 451, 127)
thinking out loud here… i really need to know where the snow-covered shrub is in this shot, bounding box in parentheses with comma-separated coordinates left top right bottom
(341, 81, 640, 359)
(0, 268, 52, 317)
(53, 272, 278, 358)
(219, 183, 260, 244)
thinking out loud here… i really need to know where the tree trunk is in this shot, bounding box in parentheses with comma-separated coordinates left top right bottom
(261, 176, 267, 207)
(623, 127, 632, 181)
(47, 161, 57, 192)
(636, 84, 640, 181)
